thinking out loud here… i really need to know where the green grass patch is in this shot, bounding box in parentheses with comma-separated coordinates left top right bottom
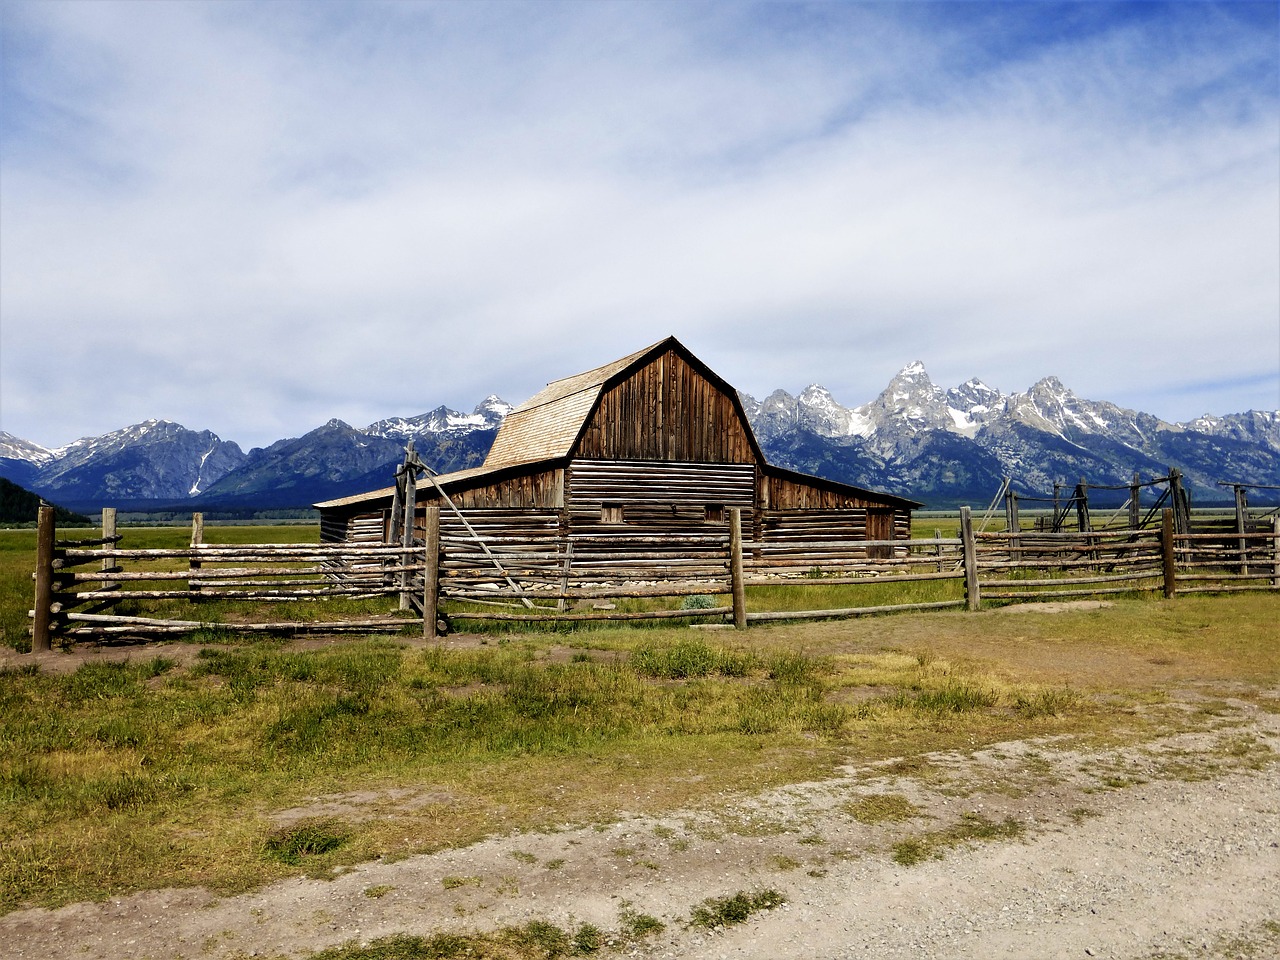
(844, 793, 924, 825)
(892, 812, 1025, 866)
(306, 921, 594, 959)
(689, 888, 786, 928)
(263, 817, 352, 866)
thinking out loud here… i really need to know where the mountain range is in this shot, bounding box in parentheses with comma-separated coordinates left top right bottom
(1, 365, 1276, 514)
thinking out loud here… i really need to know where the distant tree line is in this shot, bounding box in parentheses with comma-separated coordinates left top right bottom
(0, 478, 92, 526)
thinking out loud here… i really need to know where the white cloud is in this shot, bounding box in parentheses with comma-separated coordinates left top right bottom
(1, 0, 1276, 449)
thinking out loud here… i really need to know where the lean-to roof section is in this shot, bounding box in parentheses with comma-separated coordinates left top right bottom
(312, 463, 508, 510)
(482, 338, 673, 469)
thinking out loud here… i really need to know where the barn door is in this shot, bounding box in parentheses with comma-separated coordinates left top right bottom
(867, 508, 894, 559)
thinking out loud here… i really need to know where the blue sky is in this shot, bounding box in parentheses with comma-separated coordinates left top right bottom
(1, 0, 1276, 451)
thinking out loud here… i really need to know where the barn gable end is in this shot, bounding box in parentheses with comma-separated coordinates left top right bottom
(573, 345, 758, 464)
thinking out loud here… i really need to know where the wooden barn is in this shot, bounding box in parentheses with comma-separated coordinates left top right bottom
(315, 337, 919, 560)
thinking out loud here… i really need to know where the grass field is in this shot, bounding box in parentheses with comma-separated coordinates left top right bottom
(2, 523, 1278, 934)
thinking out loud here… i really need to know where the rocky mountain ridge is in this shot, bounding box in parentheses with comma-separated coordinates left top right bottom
(738, 364, 1277, 504)
(2, 368, 1275, 511)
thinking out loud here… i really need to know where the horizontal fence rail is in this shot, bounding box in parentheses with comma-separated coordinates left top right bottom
(28, 505, 1280, 650)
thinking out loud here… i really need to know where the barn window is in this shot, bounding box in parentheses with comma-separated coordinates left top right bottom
(704, 504, 725, 524)
(601, 502, 625, 524)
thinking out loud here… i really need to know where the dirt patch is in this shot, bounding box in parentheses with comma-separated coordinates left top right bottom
(270, 788, 461, 827)
(0, 640, 210, 675)
(3, 690, 1277, 960)
(997, 600, 1114, 614)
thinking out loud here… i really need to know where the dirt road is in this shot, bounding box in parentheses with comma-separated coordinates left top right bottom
(4, 687, 1277, 960)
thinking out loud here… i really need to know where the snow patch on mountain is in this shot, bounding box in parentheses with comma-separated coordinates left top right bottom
(0, 432, 54, 463)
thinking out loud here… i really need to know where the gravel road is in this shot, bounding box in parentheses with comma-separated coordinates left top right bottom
(4, 691, 1277, 960)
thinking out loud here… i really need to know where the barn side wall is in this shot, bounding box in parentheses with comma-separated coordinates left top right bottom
(422, 468, 565, 509)
(762, 473, 907, 511)
(320, 511, 386, 544)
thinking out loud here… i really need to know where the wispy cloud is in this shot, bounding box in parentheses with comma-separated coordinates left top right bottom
(2, 0, 1276, 449)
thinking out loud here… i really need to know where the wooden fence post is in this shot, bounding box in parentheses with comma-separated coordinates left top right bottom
(729, 507, 746, 629)
(1129, 473, 1141, 530)
(189, 512, 204, 593)
(1233, 484, 1249, 576)
(423, 504, 440, 639)
(1161, 508, 1177, 599)
(101, 507, 117, 593)
(399, 455, 418, 611)
(960, 505, 980, 612)
(31, 504, 56, 652)
(557, 542, 574, 613)
(1005, 491, 1021, 562)
(1272, 515, 1279, 589)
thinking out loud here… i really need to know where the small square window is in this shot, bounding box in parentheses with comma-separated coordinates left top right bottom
(704, 504, 725, 524)
(601, 502, 624, 524)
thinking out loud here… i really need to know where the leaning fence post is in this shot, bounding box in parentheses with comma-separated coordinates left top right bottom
(1161, 508, 1177, 599)
(423, 504, 440, 639)
(31, 504, 56, 652)
(960, 505, 980, 611)
(729, 507, 746, 629)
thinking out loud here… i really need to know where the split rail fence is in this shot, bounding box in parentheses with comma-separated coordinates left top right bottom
(29, 506, 428, 651)
(29, 504, 1280, 651)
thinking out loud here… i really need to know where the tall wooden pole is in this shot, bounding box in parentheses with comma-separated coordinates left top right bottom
(729, 507, 746, 629)
(31, 504, 56, 652)
(960, 505, 980, 612)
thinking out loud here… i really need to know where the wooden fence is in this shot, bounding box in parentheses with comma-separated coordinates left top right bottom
(29, 505, 428, 651)
(29, 505, 1280, 650)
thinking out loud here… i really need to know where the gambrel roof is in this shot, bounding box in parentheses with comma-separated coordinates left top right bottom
(481, 336, 755, 468)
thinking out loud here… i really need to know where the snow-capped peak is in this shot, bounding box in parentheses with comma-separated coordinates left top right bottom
(797, 385, 872, 437)
(364, 397, 512, 441)
(0, 431, 54, 464)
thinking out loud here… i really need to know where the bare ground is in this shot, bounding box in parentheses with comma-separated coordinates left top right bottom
(2, 679, 1277, 960)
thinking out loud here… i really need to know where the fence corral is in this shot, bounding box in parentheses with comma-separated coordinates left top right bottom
(28, 505, 429, 652)
(28, 501, 1280, 651)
